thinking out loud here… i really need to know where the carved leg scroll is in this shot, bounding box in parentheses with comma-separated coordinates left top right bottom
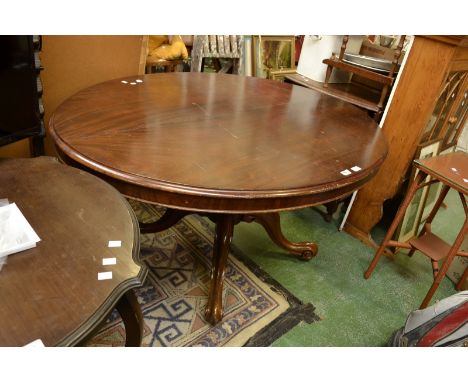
(205, 214, 235, 324)
(249, 213, 318, 260)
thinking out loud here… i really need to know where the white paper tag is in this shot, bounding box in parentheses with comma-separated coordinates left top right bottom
(24, 339, 45, 347)
(102, 257, 117, 265)
(464, 179, 468, 183)
(351, 166, 361, 172)
(108, 240, 121, 248)
(340, 169, 352, 176)
(98, 271, 113, 280)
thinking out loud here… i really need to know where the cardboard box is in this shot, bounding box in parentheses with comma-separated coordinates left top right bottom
(360, 39, 405, 64)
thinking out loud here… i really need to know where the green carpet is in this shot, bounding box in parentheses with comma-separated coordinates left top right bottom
(220, 189, 462, 346)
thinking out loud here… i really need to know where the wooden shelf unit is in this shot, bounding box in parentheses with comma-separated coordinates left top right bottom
(320, 35, 406, 121)
(344, 35, 468, 249)
(284, 73, 382, 113)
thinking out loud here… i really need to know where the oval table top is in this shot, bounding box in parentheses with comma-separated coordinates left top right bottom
(0, 157, 146, 346)
(49, 72, 388, 213)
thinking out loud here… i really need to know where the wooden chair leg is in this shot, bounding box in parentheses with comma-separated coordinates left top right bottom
(377, 85, 390, 109)
(233, 58, 242, 75)
(190, 52, 203, 72)
(373, 109, 383, 122)
(323, 65, 333, 88)
(338, 35, 349, 60)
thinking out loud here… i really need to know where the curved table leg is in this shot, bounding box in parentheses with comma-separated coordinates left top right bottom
(205, 214, 235, 324)
(116, 290, 144, 347)
(139, 208, 190, 234)
(249, 213, 318, 260)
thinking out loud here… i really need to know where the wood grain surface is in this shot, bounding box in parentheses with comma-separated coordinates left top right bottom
(49, 72, 388, 213)
(416, 151, 468, 194)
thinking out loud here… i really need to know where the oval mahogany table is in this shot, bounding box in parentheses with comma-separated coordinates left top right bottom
(0, 157, 147, 346)
(49, 72, 388, 324)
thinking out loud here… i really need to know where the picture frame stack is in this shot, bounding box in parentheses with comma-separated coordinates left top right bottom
(252, 36, 296, 79)
(395, 140, 443, 243)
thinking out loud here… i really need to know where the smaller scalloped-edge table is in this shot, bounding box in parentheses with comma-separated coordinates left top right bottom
(0, 157, 147, 346)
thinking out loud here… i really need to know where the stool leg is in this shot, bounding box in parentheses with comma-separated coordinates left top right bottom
(425, 185, 451, 225)
(364, 171, 427, 279)
(456, 266, 468, 291)
(420, 217, 468, 308)
(431, 259, 439, 278)
(406, 184, 450, 261)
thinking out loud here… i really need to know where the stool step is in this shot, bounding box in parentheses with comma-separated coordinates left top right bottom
(409, 232, 451, 261)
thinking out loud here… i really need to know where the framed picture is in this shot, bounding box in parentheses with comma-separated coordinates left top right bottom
(252, 36, 295, 79)
(268, 68, 296, 82)
(395, 140, 441, 243)
(418, 145, 455, 223)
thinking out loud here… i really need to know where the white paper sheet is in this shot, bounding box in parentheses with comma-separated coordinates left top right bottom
(0, 203, 41, 258)
(24, 339, 45, 347)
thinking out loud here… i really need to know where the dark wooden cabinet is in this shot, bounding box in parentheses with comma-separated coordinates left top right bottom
(344, 35, 468, 248)
(0, 35, 44, 156)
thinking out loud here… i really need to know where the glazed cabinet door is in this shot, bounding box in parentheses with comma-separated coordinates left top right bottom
(443, 84, 467, 150)
(420, 71, 468, 149)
